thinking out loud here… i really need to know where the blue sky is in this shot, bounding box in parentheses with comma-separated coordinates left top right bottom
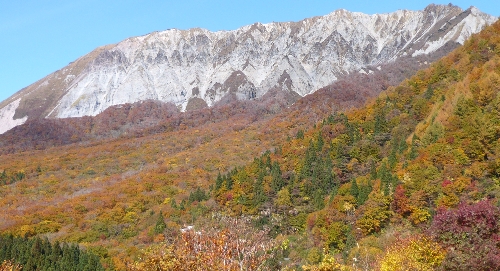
(0, 1, 498, 103)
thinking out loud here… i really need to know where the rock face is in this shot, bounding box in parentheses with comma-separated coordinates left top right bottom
(0, 4, 497, 133)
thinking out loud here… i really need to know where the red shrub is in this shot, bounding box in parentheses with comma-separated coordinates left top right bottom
(430, 200, 500, 270)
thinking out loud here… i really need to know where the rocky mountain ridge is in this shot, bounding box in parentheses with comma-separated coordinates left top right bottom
(0, 4, 496, 134)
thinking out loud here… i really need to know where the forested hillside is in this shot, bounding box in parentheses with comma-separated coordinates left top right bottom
(0, 17, 499, 271)
(133, 19, 500, 270)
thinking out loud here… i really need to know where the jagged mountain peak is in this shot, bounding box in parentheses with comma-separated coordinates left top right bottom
(0, 4, 497, 134)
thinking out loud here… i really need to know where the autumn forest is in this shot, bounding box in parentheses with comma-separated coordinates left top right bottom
(1, 18, 500, 271)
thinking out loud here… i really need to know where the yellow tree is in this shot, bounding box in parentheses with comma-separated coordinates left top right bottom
(378, 235, 445, 271)
(0, 260, 22, 271)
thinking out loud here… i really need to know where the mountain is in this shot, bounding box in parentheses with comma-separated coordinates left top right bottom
(1, 6, 500, 270)
(0, 51, 472, 155)
(0, 4, 496, 134)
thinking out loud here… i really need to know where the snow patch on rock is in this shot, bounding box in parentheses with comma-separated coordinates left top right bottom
(0, 99, 28, 134)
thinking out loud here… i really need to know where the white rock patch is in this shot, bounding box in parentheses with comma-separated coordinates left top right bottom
(0, 98, 28, 134)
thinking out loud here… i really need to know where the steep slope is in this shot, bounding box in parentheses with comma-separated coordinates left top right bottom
(0, 4, 496, 134)
(208, 19, 500, 269)
(0, 50, 451, 155)
(1, 12, 500, 271)
(0, 45, 114, 134)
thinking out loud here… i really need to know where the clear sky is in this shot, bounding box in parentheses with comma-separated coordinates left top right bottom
(0, 0, 498, 103)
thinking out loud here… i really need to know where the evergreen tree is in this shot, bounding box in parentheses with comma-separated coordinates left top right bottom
(225, 175, 233, 190)
(350, 179, 359, 200)
(170, 199, 177, 209)
(398, 138, 408, 154)
(50, 241, 62, 267)
(409, 134, 419, 160)
(301, 140, 316, 178)
(271, 161, 284, 193)
(370, 162, 378, 180)
(378, 162, 392, 196)
(154, 211, 167, 234)
(388, 149, 397, 169)
(424, 85, 434, 99)
(253, 171, 267, 206)
(215, 172, 223, 190)
(357, 181, 372, 206)
(374, 110, 387, 134)
(296, 129, 304, 139)
(342, 227, 356, 261)
(316, 132, 324, 151)
(0, 170, 6, 185)
(265, 153, 272, 169)
(329, 185, 339, 203)
(189, 187, 208, 203)
(312, 190, 325, 210)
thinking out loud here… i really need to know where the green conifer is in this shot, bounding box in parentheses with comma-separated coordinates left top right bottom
(154, 211, 167, 234)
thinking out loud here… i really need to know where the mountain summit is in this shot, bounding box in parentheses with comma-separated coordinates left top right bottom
(0, 4, 496, 134)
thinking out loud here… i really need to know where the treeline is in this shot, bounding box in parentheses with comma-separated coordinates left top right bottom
(0, 234, 105, 271)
